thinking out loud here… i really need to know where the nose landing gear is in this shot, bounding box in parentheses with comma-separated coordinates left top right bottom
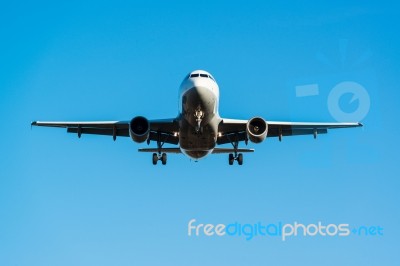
(194, 106, 204, 133)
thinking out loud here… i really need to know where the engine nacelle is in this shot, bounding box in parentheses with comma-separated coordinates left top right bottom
(246, 117, 268, 143)
(129, 116, 150, 143)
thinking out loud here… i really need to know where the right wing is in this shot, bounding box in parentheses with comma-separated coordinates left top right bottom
(31, 120, 130, 137)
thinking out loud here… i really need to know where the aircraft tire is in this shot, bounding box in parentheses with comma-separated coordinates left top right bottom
(161, 153, 167, 165)
(229, 153, 234, 165)
(152, 153, 158, 165)
(237, 153, 243, 165)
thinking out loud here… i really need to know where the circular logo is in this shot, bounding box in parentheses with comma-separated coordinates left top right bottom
(327, 81, 370, 122)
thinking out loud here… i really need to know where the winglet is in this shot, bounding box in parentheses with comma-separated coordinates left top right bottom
(358, 122, 363, 127)
(31, 121, 37, 126)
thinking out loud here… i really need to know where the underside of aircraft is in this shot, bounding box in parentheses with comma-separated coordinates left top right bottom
(31, 70, 362, 165)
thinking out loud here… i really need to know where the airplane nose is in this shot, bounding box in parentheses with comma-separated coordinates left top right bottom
(179, 77, 217, 101)
(187, 78, 202, 87)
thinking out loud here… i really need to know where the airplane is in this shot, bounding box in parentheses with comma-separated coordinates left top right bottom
(31, 70, 363, 165)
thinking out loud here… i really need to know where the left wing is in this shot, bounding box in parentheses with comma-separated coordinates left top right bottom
(217, 118, 362, 144)
(31, 119, 179, 144)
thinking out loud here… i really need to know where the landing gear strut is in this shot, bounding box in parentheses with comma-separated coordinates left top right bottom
(152, 132, 168, 165)
(227, 134, 244, 166)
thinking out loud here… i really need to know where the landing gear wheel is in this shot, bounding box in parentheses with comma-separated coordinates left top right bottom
(161, 153, 167, 165)
(237, 153, 243, 165)
(152, 153, 158, 165)
(228, 153, 234, 165)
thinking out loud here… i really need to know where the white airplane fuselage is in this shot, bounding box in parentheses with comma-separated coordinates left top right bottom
(178, 70, 222, 159)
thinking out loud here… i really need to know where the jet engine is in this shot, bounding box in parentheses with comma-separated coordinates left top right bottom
(246, 117, 268, 143)
(129, 116, 150, 143)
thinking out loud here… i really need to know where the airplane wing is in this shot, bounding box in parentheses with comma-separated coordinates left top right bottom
(217, 118, 363, 144)
(31, 119, 179, 144)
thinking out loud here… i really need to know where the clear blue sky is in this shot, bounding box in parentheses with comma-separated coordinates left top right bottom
(1, 1, 399, 265)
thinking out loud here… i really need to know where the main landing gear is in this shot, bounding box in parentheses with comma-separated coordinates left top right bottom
(227, 134, 244, 166)
(152, 152, 167, 165)
(229, 153, 243, 165)
(152, 132, 167, 165)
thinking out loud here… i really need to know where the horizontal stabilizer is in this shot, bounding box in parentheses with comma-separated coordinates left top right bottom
(212, 148, 254, 154)
(138, 148, 182, 154)
(138, 148, 255, 154)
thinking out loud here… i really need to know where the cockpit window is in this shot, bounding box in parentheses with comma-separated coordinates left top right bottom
(189, 73, 216, 82)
